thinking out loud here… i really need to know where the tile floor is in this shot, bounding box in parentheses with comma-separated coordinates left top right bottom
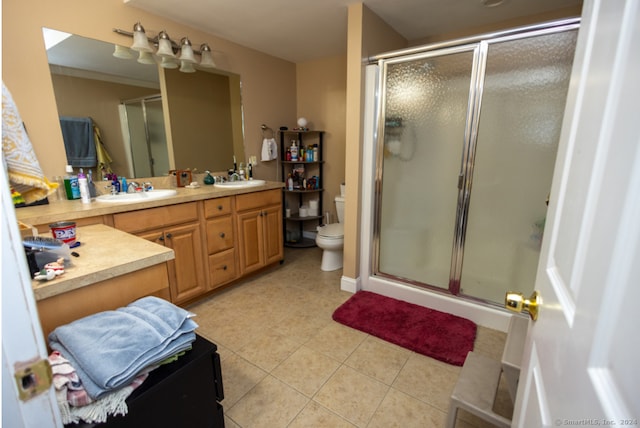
(188, 247, 513, 428)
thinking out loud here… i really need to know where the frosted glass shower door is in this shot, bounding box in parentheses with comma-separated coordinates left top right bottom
(377, 49, 476, 289)
(460, 29, 578, 303)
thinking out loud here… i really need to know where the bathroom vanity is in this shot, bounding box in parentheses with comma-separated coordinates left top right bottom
(20, 182, 284, 334)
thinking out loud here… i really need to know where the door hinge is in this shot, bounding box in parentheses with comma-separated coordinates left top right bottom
(14, 358, 53, 401)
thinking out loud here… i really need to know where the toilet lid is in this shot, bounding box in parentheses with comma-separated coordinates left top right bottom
(318, 223, 343, 238)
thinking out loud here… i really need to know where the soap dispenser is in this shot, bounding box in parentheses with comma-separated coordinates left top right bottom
(290, 140, 298, 161)
(204, 171, 215, 185)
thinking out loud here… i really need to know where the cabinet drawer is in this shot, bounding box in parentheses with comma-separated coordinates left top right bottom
(208, 249, 237, 288)
(206, 217, 234, 254)
(204, 197, 233, 218)
(235, 189, 281, 212)
(113, 202, 199, 234)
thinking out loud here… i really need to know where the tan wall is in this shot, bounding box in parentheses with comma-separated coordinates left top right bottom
(343, 4, 407, 281)
(2, 0, 296, 181)
(296, 55, 347, 223)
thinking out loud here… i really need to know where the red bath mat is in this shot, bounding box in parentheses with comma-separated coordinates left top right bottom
(332, 291, 476, 366)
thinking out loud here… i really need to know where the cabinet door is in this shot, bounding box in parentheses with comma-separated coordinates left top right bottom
(262, 204, 284, 265)
(236, 209, 265, 275)
(164, 222, 207, 304)
(139, 224, 206, 304)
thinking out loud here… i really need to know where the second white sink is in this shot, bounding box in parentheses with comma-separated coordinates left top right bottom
(214, 179, 266, 189)
(95, 189, 177, 203)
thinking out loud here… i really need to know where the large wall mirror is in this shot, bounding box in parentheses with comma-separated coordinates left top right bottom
(43, 27, 245, 179)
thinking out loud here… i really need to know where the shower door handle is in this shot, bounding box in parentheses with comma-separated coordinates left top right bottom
(505, 291, 541, 321)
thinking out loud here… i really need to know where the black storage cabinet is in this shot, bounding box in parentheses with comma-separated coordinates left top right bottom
(66, 334, 224, 428)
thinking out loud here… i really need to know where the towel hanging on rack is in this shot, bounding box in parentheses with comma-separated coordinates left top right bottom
(261, 138, 277, 161)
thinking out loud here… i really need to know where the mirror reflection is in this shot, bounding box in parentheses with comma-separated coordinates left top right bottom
(43, 27, 245, 179)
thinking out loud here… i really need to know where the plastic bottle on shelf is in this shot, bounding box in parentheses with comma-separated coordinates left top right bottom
(313, 145, 318, 162)
(290, 140, 298, 161)
(287, 174, 294, 191)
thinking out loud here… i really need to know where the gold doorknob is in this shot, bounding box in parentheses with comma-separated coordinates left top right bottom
(505, 290, 541, 321)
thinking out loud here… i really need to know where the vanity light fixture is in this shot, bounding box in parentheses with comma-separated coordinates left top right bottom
(199, 44, 216, 68)
(113, 22, 218, 73)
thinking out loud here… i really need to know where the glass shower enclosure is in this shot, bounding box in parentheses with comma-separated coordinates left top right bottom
(372, 20, 579, 306)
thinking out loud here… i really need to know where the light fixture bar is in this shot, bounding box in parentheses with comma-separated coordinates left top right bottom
(113, 27, 207, 55)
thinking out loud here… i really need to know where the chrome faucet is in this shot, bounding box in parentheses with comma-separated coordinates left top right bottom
(127, 182, 140, 193)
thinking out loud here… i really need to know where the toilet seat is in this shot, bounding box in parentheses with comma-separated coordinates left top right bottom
(318, 223, 343, 239)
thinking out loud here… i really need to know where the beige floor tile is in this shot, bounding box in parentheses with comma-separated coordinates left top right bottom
(199, 312, 268, 352)
(314, 365, 389, 427)
(226, 375, 309, 428)
(305, 322, 367, 362)
(368, 388, 447, 428)
(224, 415, 241, 428)
(271, 345, 341, 397)
(220, 353, 268, 408)
(236, 328, 301, 372)
(289, 401, 356, 428)
(392, 353, 461, 412)
(272, 311, 332, 344)
(344, 335, 412, 385)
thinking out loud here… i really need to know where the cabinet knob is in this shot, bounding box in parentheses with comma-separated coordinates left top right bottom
(165, 233, 172, 239)
(217, 205, 223, 211)
(222, 265, 227, 271)
(158, 235, 164, 242)
(219, 232, 225, 238)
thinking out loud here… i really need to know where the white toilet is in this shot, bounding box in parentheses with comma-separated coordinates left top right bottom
(316, 190, 345, 271)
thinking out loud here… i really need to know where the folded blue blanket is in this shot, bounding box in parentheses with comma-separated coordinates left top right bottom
(48, 297, 198, 399)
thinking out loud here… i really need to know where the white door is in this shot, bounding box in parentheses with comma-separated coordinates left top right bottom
(512, 0, 640, 426)
(1, 160, 62, 424)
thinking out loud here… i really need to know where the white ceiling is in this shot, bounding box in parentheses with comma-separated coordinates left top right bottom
(124, 0, 583, 63)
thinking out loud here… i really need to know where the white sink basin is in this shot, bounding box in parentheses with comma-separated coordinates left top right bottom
(214, 179, 266, 189)
(95, 189, 177, 203)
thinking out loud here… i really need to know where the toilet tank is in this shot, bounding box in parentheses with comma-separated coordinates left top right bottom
(335, 196, 345, 223)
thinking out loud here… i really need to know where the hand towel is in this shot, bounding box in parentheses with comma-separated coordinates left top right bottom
(2, 82, 57, 204)
(261, 137, 278, 161)
(59, 116, 97, 167)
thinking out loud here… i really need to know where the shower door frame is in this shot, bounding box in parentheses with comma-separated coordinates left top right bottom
(366, 18, 581, 307)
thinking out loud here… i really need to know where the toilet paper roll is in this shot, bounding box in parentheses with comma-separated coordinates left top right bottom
(309, 200, 319, 209)
(299, 207, 308, 217)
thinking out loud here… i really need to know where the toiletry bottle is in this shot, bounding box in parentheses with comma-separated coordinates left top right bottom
(112, 175, 121, 193)
(63, 165, 81, 200)
(248, 163, 253, 180)
(78, 169, 91, 204)
(313, 145, 318, 162)
(290, 140, 298, 161)
(287, 174, 294, 191)
(121, 176, 127, 193)
(87, 170, 96, 197)
(286, 148, 291, 161)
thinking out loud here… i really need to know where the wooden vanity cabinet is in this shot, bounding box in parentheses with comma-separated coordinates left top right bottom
(113, 203, 206, 305)
(236, 189, 284, 275)
(204, 197, 238, 290)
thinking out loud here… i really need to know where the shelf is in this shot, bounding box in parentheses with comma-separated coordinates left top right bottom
(285, 215, 323, 222)
(281, 161, 324, 164)
(284, 237, 317, 248)
(280, 130, 324, 249)
(283, 189, 323, 193)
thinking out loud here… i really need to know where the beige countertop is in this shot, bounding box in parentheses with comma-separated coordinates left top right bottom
(31, 224, 175, 301)
(16, 180, 284, 226)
